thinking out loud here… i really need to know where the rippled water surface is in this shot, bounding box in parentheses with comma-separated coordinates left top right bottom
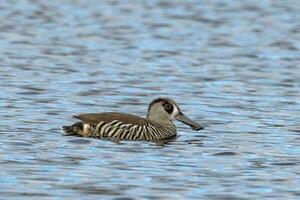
(1, 0, 300, 199)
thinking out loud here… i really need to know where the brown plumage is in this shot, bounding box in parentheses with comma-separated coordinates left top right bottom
(62, 98, 203, 141)
(74, 112, 149, 126)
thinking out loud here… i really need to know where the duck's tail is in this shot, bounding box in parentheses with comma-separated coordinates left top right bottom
(62, 122, 86, 136)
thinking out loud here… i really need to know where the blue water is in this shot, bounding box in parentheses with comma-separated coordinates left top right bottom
(0, 0, 300, 199)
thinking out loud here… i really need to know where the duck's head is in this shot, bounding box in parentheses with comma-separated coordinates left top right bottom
(147, 98, 204, 131)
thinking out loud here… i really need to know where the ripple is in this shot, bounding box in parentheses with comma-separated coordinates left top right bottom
(271, 162, 298, 166)
(61, 185, 123, 195)
(212, 152, 238, 156)
(67, 139, 91, 144)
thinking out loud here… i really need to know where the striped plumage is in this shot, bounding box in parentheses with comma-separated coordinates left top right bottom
(62, 98, 203, 141)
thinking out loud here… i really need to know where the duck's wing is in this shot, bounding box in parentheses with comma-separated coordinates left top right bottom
(73, 112, 149, 126)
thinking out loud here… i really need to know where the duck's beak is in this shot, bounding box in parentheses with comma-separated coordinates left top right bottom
(175, 112, 204, 131)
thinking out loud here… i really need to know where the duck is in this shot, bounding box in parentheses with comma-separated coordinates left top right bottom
(62, 97, 203, 141)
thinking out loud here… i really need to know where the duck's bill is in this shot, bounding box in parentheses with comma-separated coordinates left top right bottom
(175, 113, 204, 131)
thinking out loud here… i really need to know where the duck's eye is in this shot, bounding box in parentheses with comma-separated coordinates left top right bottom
(163, 103, 173, 111)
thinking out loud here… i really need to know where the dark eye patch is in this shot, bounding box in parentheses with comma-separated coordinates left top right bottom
(163, 102, 173, 114)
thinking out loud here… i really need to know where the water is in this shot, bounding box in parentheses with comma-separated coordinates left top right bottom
(0, 0, 300, 199)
